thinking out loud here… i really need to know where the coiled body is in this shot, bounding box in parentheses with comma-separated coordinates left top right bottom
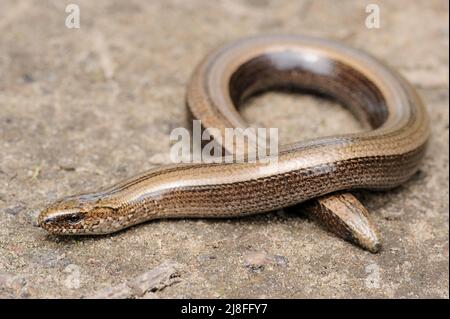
(38, 35, 429, 242)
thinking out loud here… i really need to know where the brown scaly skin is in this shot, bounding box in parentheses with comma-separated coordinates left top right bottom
(39, 35, 429, 254)
(304, 193, 381, 253)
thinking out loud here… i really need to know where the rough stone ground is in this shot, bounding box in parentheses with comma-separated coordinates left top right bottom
(0, 0, 448, 298)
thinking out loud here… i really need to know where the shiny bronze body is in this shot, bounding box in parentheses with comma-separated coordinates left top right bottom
(38, 35, 429, 253)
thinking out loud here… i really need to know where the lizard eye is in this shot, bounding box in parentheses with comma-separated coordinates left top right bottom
(67, 214, 82, 224)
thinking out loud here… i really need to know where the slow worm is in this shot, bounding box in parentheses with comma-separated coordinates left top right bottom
(38, 35, 429, 253)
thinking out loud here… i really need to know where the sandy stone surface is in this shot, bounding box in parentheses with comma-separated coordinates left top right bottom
(0, 0, 448, 298)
